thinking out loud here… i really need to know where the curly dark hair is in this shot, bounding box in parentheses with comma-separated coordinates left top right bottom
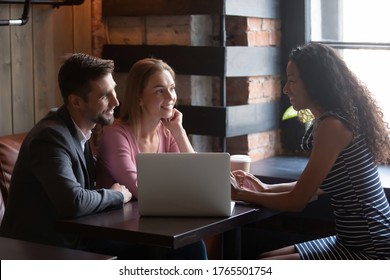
(289, 43, 390, 163)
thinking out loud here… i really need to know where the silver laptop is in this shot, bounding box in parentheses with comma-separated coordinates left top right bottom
(136, 152, 232, 217)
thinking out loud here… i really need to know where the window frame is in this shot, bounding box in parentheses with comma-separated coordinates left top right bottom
(305, 0, 390, 50)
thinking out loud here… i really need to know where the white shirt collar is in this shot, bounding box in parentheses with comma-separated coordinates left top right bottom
(72, 120, 92, 151)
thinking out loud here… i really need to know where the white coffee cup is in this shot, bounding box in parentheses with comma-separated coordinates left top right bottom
(230, 154, 251, 172)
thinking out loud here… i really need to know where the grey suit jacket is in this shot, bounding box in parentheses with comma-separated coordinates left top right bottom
(0, 106, 124, 248)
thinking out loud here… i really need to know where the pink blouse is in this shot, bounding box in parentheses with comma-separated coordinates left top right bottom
(95, 122, 179, 198)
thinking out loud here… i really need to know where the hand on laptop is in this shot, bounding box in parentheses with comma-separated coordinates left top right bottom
(111, 183, 132, 203)
(231, 170, 268, 193)
(230, 175, 240, 190)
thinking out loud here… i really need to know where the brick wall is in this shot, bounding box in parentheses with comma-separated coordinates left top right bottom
(225, 16, 282, 160)
(91, 1, 282, 160)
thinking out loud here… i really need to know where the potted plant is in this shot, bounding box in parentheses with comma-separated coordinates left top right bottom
(282, 106, 314, 124)
(280, 106, 313, 154)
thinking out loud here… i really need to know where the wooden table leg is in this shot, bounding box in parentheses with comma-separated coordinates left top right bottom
(222, 227, 242, 259)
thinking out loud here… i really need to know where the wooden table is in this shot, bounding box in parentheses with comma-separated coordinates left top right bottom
(57, 201, 277, 259)
(250, 156, 306, 183)
(0, 236, 115, 260)
(250, 156, 390, 198)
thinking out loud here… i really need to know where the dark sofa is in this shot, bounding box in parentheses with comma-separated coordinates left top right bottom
(0, 133, 26, 223)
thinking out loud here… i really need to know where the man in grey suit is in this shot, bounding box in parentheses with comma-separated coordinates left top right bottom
(0, 53, 207, 260)
(0, 53, 132, 254)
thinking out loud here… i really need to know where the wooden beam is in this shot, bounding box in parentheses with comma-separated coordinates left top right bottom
(0, 0, 84, 5)
(102, 0, 223, 17)
(176, 105, 227, 136)
(103, 45, 225, 76)
(177, 102, 280, 137)
(226, 46, 281, 77)
(103, 45, 281, 77)
(226, 102, 280, 137)
(102, 0, 280, 18)
(225, 0, 280, 18)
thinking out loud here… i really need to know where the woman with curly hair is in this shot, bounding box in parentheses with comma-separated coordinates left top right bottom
(232, 43, 390, 259)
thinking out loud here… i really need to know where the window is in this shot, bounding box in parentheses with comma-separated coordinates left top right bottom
(307, 0, 390, 123)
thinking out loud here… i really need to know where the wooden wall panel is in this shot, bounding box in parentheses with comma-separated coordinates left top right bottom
(0, 6, 13, 135)
(33, 6, 58, 121)
(10, 5, 34, 134)
(0, 0, 92, 136)
(32, 5, 74, 121)
(52, 6, 75, 108)
(73, 0, 92, 54)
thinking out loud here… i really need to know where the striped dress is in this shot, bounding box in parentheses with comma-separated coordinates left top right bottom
(295, 112, 390, 259)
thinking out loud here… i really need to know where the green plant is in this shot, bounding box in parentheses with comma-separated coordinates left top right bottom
(282, 106, 314, 124)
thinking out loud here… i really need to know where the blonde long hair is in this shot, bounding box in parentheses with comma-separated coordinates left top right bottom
(119, 58, 175, 139)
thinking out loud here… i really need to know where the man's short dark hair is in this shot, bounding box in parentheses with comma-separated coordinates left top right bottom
(58, 53, 115, 104)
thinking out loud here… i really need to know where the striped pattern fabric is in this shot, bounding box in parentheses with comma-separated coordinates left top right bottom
(295, 112, 390, 259)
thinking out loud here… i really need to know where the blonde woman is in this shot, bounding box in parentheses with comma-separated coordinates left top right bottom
(96, 58, 206, 260)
